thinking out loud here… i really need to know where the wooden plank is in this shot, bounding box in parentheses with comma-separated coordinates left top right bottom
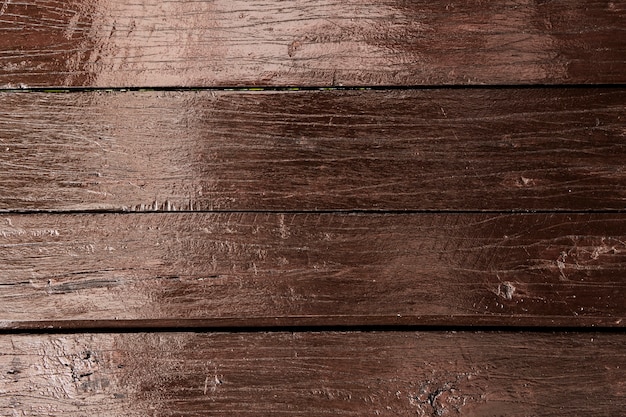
(0, 0, 624, 87)
(1, 212, 625, 328)
(1, 331, 624, 415)
(1, 88, 625, 212)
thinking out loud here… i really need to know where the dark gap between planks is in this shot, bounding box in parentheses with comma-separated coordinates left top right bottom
(4, 209, 626, 215)
(2, 323, 626, 335)
(0, 84, 625, 93)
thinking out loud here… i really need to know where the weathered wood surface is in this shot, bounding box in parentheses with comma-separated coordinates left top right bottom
(1, 212, 625, 328)
(1, 88, 625, 212)
(2, 1, 624, 414)
(1, 0, 625, 87)
(1, 331, 624, 416)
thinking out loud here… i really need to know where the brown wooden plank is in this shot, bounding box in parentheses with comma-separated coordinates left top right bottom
(1, 88, 625, 212)
(1, 331, 624, 415)
(0, 0, 624, 87)
(1, 212, 625, 328)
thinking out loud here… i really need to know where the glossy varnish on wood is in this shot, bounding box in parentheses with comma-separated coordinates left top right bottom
(1, 332, 624, 416)
(1, 213, 625, 328)
(1, 88, 625, 212)
(1, 0, 625, 413)
(0, 0, 625, 87)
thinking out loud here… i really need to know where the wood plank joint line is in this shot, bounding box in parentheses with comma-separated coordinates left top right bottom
(1, 84, 626, 94)
(2, 318, 626, 334)
(4, 209, 626, 215)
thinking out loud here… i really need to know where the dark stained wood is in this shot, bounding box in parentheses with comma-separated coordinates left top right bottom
(1, 331, 624, 416)
(2, 212, 626, 328)
(2, 0, 624, 411)
(0, 0, 625, 87)
(1, 88, 626, 212)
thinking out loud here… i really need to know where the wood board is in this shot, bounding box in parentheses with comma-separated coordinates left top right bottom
(1, 331, 624, 416)
(1, 212, 625, 328)
(1, 88, 625, 212)
(0, 0, 625, 87)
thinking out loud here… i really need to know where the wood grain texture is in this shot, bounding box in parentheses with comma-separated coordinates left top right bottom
(2, 0, 624, 412)
(1, 212, 625, 328)
(1, 331, 624, 416)
(1, 88, 625, 212)
(0, 0, 625, 87)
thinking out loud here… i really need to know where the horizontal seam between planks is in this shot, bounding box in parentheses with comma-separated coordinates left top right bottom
(0, 84, 626, 93)
(1, 323, 626, 335)
(2, 209, 626, 215)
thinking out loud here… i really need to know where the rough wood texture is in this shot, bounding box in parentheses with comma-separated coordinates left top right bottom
(1, 331, 624, 416)
(2, 213, 625, 328)
(1, 88, 625, 212)
(2, 0, 624, 413)
(1, 0, 625, 87)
